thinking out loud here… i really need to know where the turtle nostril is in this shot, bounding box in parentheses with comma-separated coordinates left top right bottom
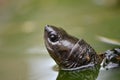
(45, 24, 49, 29)
(45, 24, 49, 27)
(45, 25, 51, 32)
(44, 25, 54, 33)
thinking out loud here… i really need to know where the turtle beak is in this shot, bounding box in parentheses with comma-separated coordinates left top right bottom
(44, 24, 56, 44)
(44, 25, 53, 51)
(45, 25, 54, 33)
(45, 25, 49, 32)
(44, 25, 51, 40)
(44, 25, 50, 45)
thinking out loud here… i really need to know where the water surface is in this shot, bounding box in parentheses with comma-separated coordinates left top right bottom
(0, 0, 120, 80)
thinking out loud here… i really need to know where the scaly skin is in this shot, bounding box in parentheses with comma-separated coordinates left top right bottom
(44, 25, 120, 70)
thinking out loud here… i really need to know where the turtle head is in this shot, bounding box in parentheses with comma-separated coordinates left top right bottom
(44, 25, 78, 67)
(44, 25, 100, 70)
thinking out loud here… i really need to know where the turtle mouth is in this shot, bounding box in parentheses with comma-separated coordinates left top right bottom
(45, 25, 53, 32)
(44, 25, 53, 51)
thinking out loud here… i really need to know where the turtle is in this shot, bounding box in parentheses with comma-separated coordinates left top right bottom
(44, 25, 120, 71)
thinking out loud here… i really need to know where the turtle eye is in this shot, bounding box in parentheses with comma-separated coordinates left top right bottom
(49, 33, 59, 42)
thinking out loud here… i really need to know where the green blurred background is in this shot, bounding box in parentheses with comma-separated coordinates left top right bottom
(0, 0, 120, 80)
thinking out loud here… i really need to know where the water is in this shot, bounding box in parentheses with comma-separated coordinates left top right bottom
(57, 65, 100, 80)
(97, 68, 120, 80)
(0, 0, 120, 80)
(26, 56, 120, 80)
(27, 55, 58, 80)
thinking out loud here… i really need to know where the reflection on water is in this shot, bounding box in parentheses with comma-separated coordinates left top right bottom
(27, 55, 120, 80)
(27, 55, 58, 80)
(0, 0, 120, 80)
(57, 65, 100, 80)
(97, 68, 120, 80)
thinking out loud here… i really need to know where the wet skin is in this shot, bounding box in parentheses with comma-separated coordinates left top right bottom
(44, 25, 101, 70)
(44, 25, 120, 70)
